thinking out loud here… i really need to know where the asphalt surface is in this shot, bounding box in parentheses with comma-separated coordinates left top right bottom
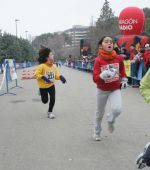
(0, 66, 150, 170)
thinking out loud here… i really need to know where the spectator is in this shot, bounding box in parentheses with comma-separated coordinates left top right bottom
(119, 47, 130, 60)
(129, 44, 138, 60)
(143, 44, 150, 72)
(131, 49, 144, 78)
(114, 47, 120, 54)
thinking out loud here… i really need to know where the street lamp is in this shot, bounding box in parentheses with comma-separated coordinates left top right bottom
(15, 19, 19, 38)
(25, 30, 28, 39)
(14, 19, 23, 89)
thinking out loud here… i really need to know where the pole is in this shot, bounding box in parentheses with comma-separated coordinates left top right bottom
(15, 19, 19, 39)
(12, 19, 23, 89)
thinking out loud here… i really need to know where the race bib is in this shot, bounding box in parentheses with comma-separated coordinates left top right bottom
(45, 71, 55, 83)
(101, 63, 119, 83)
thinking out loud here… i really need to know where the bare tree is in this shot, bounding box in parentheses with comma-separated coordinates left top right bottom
(32, 32, 80, 60)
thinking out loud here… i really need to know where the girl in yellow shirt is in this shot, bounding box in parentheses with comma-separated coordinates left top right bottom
(34, 46, 66, 119)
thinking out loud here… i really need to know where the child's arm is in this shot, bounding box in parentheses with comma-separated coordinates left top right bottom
(54, 65, 66, 83)
(119, 58, 128, 88)
(35, 65, 52, 83)
(93, 58, 101, 83)
(34, 65, 44, 80)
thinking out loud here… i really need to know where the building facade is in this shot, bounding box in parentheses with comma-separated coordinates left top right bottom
(64, 25, 89, 47)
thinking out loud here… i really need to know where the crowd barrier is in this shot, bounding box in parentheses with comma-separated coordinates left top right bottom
(0, 60, 37, 96)
(0, 64, 6, 91)
(15, 61, 37, 69)
(0, 59, 22, 96)
(65, 60, 147, 87)
(65, 60, 94, 72)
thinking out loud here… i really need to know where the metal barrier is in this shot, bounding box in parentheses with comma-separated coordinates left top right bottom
(65, 60, 147, 87)
(16, 62, 37, 69)
(66, 60, 94, 72)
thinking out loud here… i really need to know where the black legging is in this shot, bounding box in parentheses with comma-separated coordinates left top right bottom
(39, 85, 55, 112)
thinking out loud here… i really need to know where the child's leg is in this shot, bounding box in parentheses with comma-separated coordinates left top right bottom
(107, 89, 122, 123)
(94, 89, 109, 135)
(47, 85, 55, 112)
(39, 88, 48, 104)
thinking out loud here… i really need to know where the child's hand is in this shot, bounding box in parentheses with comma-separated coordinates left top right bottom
(100, 69, 117, 80)
(41, 76, 51, 83)
(60, 75, 66, 84)
(109, 67, 118, 77)
(121, 77, 128, 89)
(100, 70, 110, 80)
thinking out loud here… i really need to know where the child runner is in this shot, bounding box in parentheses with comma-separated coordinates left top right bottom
(140, 68, 150, 104)
(93, 36, 127, 141)
(34, 46, 66, 119)
(136, 70, 150, 169)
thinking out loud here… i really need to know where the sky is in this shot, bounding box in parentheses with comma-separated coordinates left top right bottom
(0, 0, 149, 39)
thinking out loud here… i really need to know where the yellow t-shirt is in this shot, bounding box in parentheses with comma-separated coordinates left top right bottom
(34, 63, 60, 88)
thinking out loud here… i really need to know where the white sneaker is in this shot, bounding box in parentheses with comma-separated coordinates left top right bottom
(108, 122, 114, 133)
(93, 133, 102, 141)
(47, 112, 55, 119)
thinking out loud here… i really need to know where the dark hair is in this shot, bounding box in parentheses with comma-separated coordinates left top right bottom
(114, 47, 120, 54)
(121, 47, 127, 53)
(38, 46, 51, 64)
(139, 48, 145, 53)
(134, 51, 138, 55)
(98, 36, 113, 46)
(130, 44, 135, 47)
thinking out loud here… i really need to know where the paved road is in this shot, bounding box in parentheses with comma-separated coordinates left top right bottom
(0, 66, 150, 170)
